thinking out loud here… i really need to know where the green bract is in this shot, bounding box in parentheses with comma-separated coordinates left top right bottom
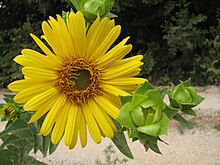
(117, 81, 169, 137)
(70, 0, 117, 22)
(168, 79, 204, 115)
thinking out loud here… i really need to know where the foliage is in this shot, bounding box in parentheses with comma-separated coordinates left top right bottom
(113, 0, 220, 85)
(0, 94, 59, 165)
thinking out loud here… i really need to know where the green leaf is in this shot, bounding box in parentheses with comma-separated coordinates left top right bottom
(181, 78, 191, 87)
(3, 93, 15, 104)
(159, 86, 168, 99)
(137, 122, 161, 137)
(117, 102, 136, 129)
(103, 0, 115, 14)
(130, 94, 148, 110)
(135, 81, 153, 94)
(140, 99, 155, 108)
(130, 106, 145, 126)
(69, 0, 83, 11)
(173, 113, 194, 129)
(0, 119, 32, 139)
(158, 114, 170, 135)
(23, 155, 47, 165)
(41, 135, 50, 157)
(145, 89, 166, 110)
(49, 141, 59, 155)
(111, 120, 134, 159)
(147, 139, 162, 154)
(106, 12, 118, 19)
(163, 105, 179, 119)
(119, 95, 132, 106)
(181, 108, 197, 116)
(0, 150, 13, 165)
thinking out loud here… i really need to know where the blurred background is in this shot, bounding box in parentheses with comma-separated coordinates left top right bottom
(0, 0, 220, 88)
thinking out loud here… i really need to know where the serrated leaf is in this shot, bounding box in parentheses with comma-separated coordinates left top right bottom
(173, 113, 194, 129)
(111, 120, 134, 159)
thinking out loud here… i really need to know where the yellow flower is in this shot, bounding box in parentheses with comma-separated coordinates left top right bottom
(8, 11, 145, 149)
(0, 104, 17, 121)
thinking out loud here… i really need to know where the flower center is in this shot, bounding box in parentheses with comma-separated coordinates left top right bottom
(56, 58, 102, 104)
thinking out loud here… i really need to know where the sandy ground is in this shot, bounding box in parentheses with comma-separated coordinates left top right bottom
(0, 87, 220, 165)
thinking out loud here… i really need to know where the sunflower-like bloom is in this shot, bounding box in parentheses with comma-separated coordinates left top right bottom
(8, 11, 145, 149)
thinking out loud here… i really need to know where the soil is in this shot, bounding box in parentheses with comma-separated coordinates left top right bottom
(0, 86, 220, 165)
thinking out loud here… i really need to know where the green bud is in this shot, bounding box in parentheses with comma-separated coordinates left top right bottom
(169, 79, 204, 110)
(0, 104, 18, 121)
(70, 0, 117, 23)
(117, 82, 170, 137)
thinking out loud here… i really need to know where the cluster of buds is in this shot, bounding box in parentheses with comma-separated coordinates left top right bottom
(116, 79, 204, 153)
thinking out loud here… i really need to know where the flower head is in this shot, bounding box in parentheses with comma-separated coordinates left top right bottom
(8, 11, 144, 148)
(0, 104, 18, 121)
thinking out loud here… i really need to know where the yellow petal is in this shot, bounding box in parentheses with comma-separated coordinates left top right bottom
(24, 87, 58, 111)
(88, 99, 114, 138)
(69, 107, 82, 149)
(102, 60, 143, 79)
(91, 25, 121, 62)
(101, 84, 130, 96)
(69, 12, 86, 58)
(28, 93, 58, 123)
(97, 37, 130, 66)
(79, 112, 87, 148)
(83, 103, 101, 144)
(22, 67, 58, 80)
(14, 84, 53, 103)
(40, 94, 66, 136)
(42, 21, 65, 58)
(87, 17, 115, 61)
(51, 100, 70, 144)
(104, 77, 145, 86)
(30, 33, 56, 58)
(8, 79, 34, 92)
(64, 103, 78, 146)
(57, 15, 75, 59)
(94, 96, 120, 119)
